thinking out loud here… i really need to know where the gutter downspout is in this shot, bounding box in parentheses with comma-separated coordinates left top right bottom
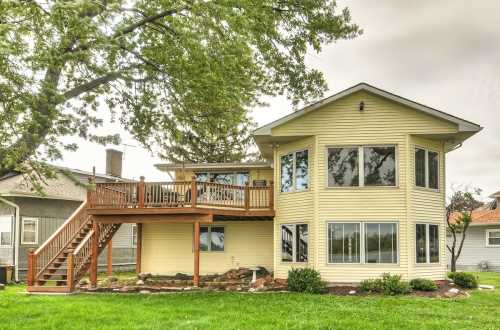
(0, 197, 20, 282)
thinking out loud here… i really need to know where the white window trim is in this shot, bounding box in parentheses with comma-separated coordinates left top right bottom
(415, 223, 440, 264)
(486, 229, 500, 248)
(131, 224, 137, 248)
(280, 223, 309, 263)
(199, 225, 225, 252)
(21, 217, 39, 245)
(415, 147, 439, 191)
(279, 149, 310, 193)
(326, 221, 399, 265)
(325, 145, 398, 188)
(0, 215, 13, 247)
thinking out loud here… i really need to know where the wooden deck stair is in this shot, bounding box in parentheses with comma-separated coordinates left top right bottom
(27, 202, 121, 293)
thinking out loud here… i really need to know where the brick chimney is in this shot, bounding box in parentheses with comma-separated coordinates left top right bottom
(106, 149, 123, 178)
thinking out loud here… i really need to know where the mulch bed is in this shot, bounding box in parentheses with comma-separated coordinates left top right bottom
(327, 280, 469, 298)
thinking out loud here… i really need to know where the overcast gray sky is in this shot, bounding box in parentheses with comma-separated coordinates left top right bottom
(55, 0, 500, 200)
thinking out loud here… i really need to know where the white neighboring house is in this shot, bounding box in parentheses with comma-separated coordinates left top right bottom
(447, 191, 500, 272)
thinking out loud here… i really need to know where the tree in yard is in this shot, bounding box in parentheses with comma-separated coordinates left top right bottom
(0, 1, 361, 189)
(446, 188, 483, 272)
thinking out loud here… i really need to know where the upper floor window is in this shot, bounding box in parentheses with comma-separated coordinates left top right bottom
(415, 148, 439, 189)
(327, 146, 396, 187)
(280, 150, 309, 192)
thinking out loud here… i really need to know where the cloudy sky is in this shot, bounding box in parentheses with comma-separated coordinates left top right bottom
(55, 0, 500, 200)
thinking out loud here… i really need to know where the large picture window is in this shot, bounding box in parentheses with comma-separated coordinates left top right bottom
(327, 146, 396, 187)
(281, 224, 308, 262)
(280, 150, 309, 192)
(415, 148, 439, 189)
(0, 215, 12, 246)
(199, 226, 225, 252)
(21, 217, 38, 245)
(327, 222, 398, 264)
(195, 172, 249, 185)
(328, 223, 360, 263)
(416, 223, 439, 263)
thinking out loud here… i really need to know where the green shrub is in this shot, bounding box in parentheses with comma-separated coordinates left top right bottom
(287, 268, 326, 294)
(381, 273, 411, 295)
(410, 278, 438, 291)
(359, 278, 384, 293)
(447, 272, 478, 289)
(359, 273, 411, 295)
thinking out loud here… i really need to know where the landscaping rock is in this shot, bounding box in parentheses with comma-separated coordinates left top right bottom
(444, 288, 460, 298)
(120, 286, 136, 293)
(348, 290, 356, 295)
(248, 287, 257, 292)
(139, 290, 151, 294)
(137, 272, 152, 281)
(479, 284, 495, 290)
(136, 279, 145, 286)
(79, 279, 89, 286)
(108, 276, 118, 283)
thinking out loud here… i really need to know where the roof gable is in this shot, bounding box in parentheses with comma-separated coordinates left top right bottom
(254, 83, 482, 136)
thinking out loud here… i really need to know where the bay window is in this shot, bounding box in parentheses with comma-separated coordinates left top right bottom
(416, 223, 440, 263)
(280, 150, 309, 192)
(281, 224, 308, 262)
(415, 148, 439, 189)
(327, 222, 398, 264)
(327, 146, 396, 187)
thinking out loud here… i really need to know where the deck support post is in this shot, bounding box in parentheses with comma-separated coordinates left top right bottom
(269, 181, 274, 210)
(90, 222, 99, 288)
(27, 248, 35, 286)
(67, 249, 74, 291)
(107, 239, 113, 277)
(191, 176, 197, 208)
(244, 182, 250, 210)
(193, 221, 200, 287)
(136, 223, 142, 274)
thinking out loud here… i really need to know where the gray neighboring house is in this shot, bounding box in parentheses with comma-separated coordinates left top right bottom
(447, 191, 500, 272)
(0, 149, 136, 281)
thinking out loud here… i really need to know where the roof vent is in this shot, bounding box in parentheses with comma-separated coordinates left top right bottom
(359, 101, 365, 111)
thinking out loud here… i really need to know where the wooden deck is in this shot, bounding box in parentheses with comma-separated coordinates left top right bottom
(87, 178, 275, 222)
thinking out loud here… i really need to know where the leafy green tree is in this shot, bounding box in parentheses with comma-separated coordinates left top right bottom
(0, 1, 360, 186)
(446, 188, 483, 272)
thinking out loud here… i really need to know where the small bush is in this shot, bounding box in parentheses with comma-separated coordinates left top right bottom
(287, 268, 326, 294)
(410, 278, 438, 291)
(381, 273, 411, 295)
(359, 278, 384, 293)
(359, 273, 411, 295)
(448, 272, 478, 289)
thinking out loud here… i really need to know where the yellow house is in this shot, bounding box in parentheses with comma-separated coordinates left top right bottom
(27, 83, 481, 292)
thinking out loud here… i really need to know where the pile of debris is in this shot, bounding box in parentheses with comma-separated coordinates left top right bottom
(78, 267, 287, 293)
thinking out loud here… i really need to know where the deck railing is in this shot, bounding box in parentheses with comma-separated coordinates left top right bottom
(88, 177, 274, 211)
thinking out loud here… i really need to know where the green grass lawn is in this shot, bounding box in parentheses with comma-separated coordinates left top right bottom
(1, 273, 499, 330)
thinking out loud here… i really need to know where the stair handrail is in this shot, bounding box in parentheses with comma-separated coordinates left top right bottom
(29, 202, 90, 283)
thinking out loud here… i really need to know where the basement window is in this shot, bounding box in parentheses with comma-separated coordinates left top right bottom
(200, 226, 225, 252)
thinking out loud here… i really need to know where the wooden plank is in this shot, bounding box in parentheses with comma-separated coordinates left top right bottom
(87, 206, 275, 217)
(27, 286, 73, 293)
(136, 223, 142, 274)
(92, 213, 214, 224)
(193, 222, 200, 287)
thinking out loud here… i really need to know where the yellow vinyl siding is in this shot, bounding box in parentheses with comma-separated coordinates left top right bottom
(141, 221, 273, 275)
(271, 90, 455, 282)
(409, 136, 447, 279)
(273, 137, 316, 278)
